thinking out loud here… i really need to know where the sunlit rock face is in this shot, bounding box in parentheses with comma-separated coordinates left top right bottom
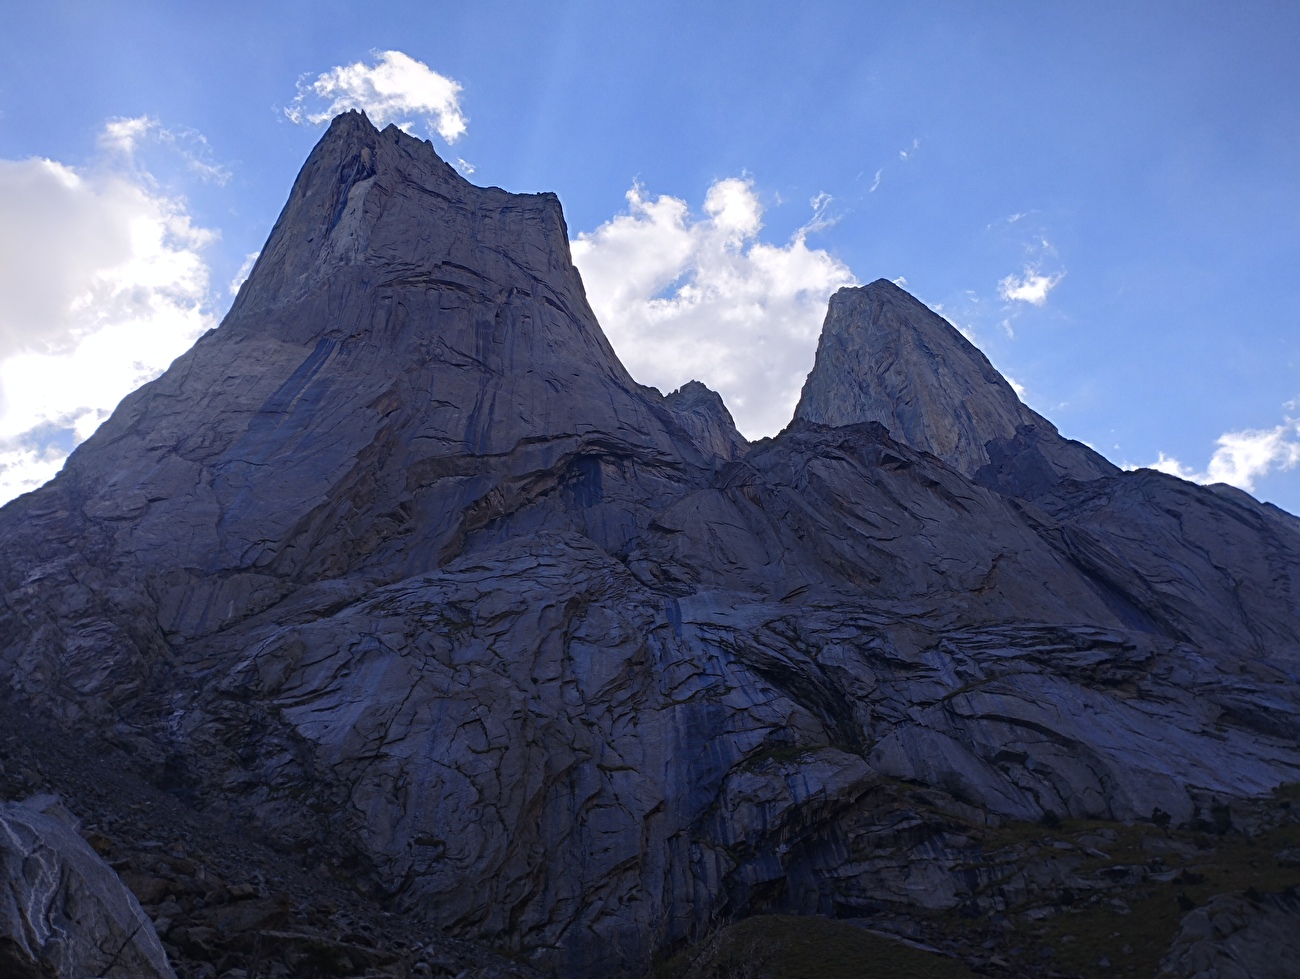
(1, 111, 1299, 978)
(794, 278, 1116, 487)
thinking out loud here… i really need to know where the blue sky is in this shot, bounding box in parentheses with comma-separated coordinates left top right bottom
(1, 1, 1298, 512)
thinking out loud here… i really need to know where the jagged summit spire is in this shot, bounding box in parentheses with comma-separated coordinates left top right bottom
(794, 279, 1113, 486)
(662, 380, 749, 462)
(230, 110, 570, 326)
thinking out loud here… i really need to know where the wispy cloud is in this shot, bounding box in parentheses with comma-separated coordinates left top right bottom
(1146, 418, 1300, 493)
(285, 50, 467, 143)
(868, 168, 883, 193)
(229, 251, 259, 296)
(100, 115, 232, 185)
(571, 177, 856, 438)
(802, 191, 841, 234)
(898, 138, 920, 162)
(99, 116, 154, 155)
(998, 267, 1064, 306)
(986, 211, 1038, 232)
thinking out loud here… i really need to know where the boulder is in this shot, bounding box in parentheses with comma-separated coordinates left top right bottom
(0, 798, 175, 979)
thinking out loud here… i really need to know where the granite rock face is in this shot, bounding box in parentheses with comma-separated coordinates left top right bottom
(1, 111, 1298, 977)
(795, 280, 1116, 486)
(0, 798, 176, 979)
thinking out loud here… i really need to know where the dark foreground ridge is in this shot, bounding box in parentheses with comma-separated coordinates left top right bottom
(2, 111, 1298, 979)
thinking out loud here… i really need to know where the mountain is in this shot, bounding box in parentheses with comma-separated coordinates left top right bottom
(2, 111, 1298, 979)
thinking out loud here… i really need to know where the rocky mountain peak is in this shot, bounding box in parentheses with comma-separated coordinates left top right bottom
(793, 279, 1041, 475)
(231, 110, 581, 340)
(661, 380, 749, 462)
(12, 112, 712, 645)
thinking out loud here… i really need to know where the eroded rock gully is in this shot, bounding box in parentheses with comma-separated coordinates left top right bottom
(1, 111, 1298, 978)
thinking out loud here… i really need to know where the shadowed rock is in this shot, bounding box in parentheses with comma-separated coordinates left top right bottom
(1159, 890, 1300, 979)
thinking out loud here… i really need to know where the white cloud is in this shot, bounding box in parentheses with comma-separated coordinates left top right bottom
(998, 267, 1064, 306)
(229, 251, 260, 296)
(99, 115, 231, 185)
(802, 192, 841, 234)
(0, 443, 69, 508)
(869, 168, 883, 193)
(1147, 420, 1300, 493)
(0, 137, 217, 505)
(100, 116, 154, 155)
(571, 177, 857, 438)
(1206, 424, 1300, 489)
(286, 50, 467, 144)
(1146, 452, 1199, 480)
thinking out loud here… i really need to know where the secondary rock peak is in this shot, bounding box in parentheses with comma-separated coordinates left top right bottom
(662, 380, 749, 462)
(795, 280, 1049, 476)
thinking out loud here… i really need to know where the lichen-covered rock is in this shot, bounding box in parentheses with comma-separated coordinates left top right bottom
(0, 798, 175, 979)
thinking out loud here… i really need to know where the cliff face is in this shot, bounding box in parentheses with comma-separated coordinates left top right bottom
(2, 112, 1299, 978)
